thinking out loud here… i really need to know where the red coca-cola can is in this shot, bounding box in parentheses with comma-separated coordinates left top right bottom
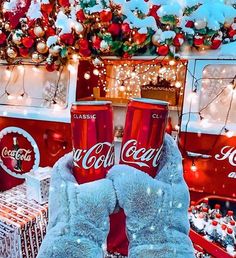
(120, 98, 168, 177)
(71, 101, 114, 184)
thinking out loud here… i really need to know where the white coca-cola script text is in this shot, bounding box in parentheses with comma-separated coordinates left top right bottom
(121, 139, 162, 168)
(2, 147, 32, 161)
(73, 142, 114, 169)
(215, 146, 236, 166)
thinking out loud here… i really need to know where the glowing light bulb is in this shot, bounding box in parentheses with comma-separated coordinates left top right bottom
(119, 85, 126, 92)
(169, 60, 175, 66)
(7, 94, 15, 100)
(17, 65, 24, 73)
(175, 125, 180, 131)
(72, 54, 79, 62)
(225, 129, 234, 138)
(5, 69, 11, 78)
(84, 72, 91, 80)
(175, 81, 182, 88)
(67, 64, 76, 74)
(32, 66, 39, 72)
(191, 163, 197, 172)
(93, 69, 99, 76)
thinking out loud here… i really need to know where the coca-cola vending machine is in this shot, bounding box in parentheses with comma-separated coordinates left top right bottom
(0, 63, 78, 191)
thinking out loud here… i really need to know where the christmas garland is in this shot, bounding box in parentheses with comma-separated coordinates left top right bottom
(0, 0, 236, 71)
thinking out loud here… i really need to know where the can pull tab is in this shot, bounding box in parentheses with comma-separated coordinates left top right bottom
(43, 129, 68, 157)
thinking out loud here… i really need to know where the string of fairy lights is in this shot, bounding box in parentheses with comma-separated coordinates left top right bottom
(0, 56, 235, 175)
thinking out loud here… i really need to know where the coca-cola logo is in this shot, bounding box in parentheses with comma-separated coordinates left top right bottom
(215, 146, 236, 166)
(120, 139, 162, 168)
(73, 142, 114, 169)
(2, 147, 32, 161)
(0, 127, 39, 178)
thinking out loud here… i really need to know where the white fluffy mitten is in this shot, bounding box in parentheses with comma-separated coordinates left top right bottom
(37, 153, 116, 258)
(107, 134, 195, 258)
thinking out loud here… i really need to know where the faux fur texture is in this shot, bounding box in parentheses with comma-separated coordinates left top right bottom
(107, 134, 195, 258)
(37, 153, 117, 258)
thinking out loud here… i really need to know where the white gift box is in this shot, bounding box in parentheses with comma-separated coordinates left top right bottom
(26, 167, 52, 204)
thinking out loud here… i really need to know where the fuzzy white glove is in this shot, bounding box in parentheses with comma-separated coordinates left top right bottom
(107, 134, 195, 258)
(37, 153, 116, 258)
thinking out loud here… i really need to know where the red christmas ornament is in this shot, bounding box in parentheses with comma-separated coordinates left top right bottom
(108, 23, 121, 36)
(157, 45, 169, 56)
(46, 27, 56, 37)
(100, 10, 112, 22)
(193, 36, 204, 46)
(92, 36, 102, 50)
(211, 39, 222, 49)
(133, 32, 147, 44)
(173, 33, 185, 47)
(58, 0, 70, 7)
(28, 28, 36, 38)
(41, 3, 53, 14)
(46, 63, 56, 72)
(19, 47, 29, 57)
(60, 33, 75, 45)
(22, 36, 34, 48)
(149, 5, 160, 21)
(228, 28, 236, 38)
(121, 23, 131, 35)
(79, 48, 91, 57)
(123, 52, 132, 58)
(186, 21, 194, 28)
(0, 33, 7, 45)
(79, 38, 89, 50)
(76, 10, 86, 22)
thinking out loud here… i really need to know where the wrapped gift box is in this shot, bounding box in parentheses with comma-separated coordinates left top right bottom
(0, 184, 48, 258)
(26, 167, 52, 204)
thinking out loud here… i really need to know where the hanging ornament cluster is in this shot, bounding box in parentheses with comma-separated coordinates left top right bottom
(0, 0, 236, 70)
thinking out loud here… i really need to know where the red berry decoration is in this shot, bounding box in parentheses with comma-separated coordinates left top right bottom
(46, 27, 56, 37)
(19, 47, 29, 57)
(157, 45, 169, 56)
(193, 36, 204, 46)
(133, 32, 147, 44)
(211, 38, 221, 49)
(76, 10, 86, 22)
(46, 63, 56, 72)
(108, 23, 121, 36)
(22, 36, 34, 48)
(173, 33, 185, 47)
(60, 33, 75, 45)
(79, 38, 89, 50)
(58, 0, 70, 7)
(186, 21, 194, 28)
(149, 5, 160, 21)
(41, 3, 53, 14)
(121, 23, 131, 35)
(79, 48, 91, 57)
(100, 10, 112, 22)
(92, 36, 102, 50)
(228, 28, 236, 38)
(122, 52, 132, 59)
(0, 32, 7, 45)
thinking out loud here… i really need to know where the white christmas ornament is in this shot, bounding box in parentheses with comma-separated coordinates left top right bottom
(194, 20, 207, 30)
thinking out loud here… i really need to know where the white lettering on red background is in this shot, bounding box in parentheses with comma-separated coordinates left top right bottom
(215, 146, 236, 166)
(73, 114, 96, 119)
(73, 142, 114, 169)
(2, 147, 32, 161)
(121, 139, 162, 168)
(228, 172, 236, 178)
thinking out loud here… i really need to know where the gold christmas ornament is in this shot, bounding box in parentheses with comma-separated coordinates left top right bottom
(152, 34, 160, 46)
(6, 47, 17, 58)
(32, 51, 43, 62)
(49, 45, 61, 56)
(34, 26, 45, 37)
(37, 41, 48, 54)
